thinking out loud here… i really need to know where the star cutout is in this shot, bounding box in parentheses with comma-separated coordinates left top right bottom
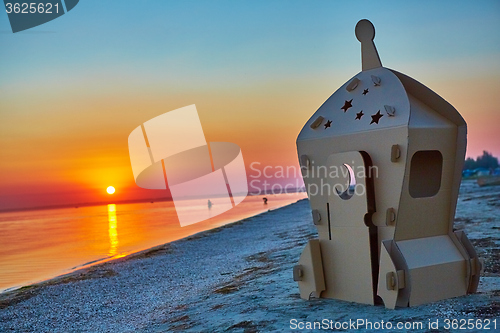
(370, 110, 383, 124)
(341, 99, 353, 112)
(355, 110, 364, 120)
(362, 89, 369, 95)
(324, 120, 332, 129)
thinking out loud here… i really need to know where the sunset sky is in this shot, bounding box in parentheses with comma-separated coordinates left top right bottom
(1, 1, 499, 210)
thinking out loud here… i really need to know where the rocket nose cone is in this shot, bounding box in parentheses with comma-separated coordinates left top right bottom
(355, 19, 375, 42)
(355, 19, 382, 71)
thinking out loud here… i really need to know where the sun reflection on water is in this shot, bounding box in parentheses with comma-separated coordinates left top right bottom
(107, 204, 118, 256)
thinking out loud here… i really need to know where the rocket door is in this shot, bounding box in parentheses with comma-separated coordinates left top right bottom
(320, 151, 378, 304)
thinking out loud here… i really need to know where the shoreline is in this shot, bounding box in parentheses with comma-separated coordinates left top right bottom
(0, 190, 306, 214)
(0, 198, 307, 297)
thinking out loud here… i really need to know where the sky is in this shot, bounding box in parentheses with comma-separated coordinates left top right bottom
(1, 0, 499, 210)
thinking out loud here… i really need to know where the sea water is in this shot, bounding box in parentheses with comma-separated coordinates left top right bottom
(0, 193, 307, 292)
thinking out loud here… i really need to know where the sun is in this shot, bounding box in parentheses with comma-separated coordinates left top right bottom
(106, 186, 116, 195)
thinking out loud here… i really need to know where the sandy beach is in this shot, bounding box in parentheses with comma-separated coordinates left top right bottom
(0, 180, 499, 332)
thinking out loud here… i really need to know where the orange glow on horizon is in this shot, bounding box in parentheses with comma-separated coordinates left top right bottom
(0, 66, 498, 211)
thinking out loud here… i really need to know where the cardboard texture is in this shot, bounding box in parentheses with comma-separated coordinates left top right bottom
(294, 19, 480, 308)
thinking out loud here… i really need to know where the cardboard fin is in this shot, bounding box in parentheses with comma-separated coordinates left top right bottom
(296, 239, 325, 299)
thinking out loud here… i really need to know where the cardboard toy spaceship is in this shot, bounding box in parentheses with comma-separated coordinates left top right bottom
(293, 19, 481, 309)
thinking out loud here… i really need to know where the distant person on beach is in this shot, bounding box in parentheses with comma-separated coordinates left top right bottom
(208, 199, 213, 209)
(263, 197, 268, 205)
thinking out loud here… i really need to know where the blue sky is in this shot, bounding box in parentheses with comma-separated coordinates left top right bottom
(1, 1, 499, 86)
